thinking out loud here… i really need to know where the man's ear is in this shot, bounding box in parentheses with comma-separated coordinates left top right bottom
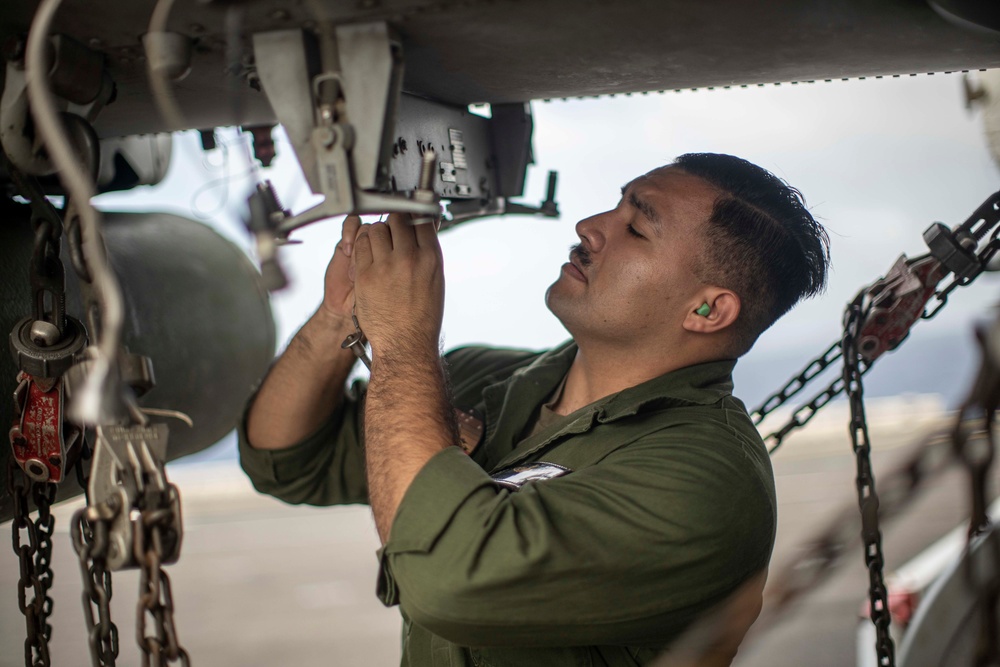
(682, 290, 741, 334)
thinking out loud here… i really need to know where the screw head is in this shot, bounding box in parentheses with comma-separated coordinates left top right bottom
(30, 320, 61, 348)
(316, 127, 336, 148)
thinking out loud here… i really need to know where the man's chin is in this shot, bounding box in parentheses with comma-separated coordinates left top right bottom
(545, 283, 579, 332)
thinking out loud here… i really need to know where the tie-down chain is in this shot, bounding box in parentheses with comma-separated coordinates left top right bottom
(749, 191, 1000, 667)
(5, 162, 191, 666)
(752, 190, 1000, 454)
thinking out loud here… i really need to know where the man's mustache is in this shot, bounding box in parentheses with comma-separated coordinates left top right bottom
(570, 244, 592, 267)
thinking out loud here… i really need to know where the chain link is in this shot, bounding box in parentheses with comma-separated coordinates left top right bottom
(747, 425, 954, 647)
(6, 167, 72, 666)
(70, 499, 121, 667)
(756, 247, 998, 456)
(752, 341, 842, 422)
(8, 460, 58, 667)
(135, 486, 190, 667)
(754, 192, 1000, 456)
(921, 234, 1000, 321)
(752, 341, 873, 454)
(844, 296, 896, 667)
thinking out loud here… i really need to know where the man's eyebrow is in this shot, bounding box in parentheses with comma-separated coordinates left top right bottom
(628, 191, 662, 236)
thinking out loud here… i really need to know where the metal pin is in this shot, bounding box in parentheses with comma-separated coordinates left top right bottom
(412, 149, 439, 228)
(340, 311, 371, 370)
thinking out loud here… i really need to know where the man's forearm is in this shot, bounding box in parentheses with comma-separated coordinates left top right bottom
(365, 344, 459, 543)
(246, 308, 360, 450)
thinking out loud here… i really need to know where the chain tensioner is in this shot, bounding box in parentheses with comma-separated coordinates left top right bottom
(753, 190, 1000, 453)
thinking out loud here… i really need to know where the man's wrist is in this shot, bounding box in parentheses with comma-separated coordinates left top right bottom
(294, 308, 358, 365)
(367, 327, 441, 362)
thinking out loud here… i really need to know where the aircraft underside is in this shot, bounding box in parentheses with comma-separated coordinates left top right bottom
(1, 1, 1000, 666)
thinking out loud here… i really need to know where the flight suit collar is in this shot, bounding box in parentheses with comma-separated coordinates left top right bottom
(479, 341, 737, 471)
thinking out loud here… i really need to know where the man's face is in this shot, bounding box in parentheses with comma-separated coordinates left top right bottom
(545, 167, 719, 345)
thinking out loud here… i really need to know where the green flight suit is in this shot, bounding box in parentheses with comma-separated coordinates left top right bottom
(238, 341, 776, 666)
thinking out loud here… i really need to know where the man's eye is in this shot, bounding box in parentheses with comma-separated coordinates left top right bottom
(627, 224, 645, 239)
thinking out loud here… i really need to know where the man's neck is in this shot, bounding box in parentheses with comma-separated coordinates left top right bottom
(551, 338, 705, 416)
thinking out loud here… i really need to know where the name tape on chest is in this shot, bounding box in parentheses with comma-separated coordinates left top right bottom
(491, 462, 572, 490)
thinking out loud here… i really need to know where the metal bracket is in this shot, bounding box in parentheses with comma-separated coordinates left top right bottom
(444, 170, 560, 228)
(87, 423, 181, 571)
(253, 23, 435, 237)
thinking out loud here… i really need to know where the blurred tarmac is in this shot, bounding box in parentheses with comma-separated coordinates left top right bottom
(2, 394, 995, 667)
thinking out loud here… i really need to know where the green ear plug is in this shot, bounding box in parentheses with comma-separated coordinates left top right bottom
(696, 303, 711, 317)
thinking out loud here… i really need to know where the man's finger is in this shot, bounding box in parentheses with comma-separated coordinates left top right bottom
(339, 215, 361, 257)
(386, 213, 417, 253)
(366, 220, 393, 260)
(354, 225, 374, 274)
(413, 218, 441, 253)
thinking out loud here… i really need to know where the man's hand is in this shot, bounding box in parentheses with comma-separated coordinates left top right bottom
(351, 214, 445, 358)
(352, 213, 457, 544)
(319, 214, 363, 327)
(245, 214, 366, 450)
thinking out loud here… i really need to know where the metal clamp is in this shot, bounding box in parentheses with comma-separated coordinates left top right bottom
(856, 254, 946, 362)
(86, 423, 181, 571)
(10, 315, 88, 381)
(923, 191, 1000, 280)
(252, 24, 440, 238)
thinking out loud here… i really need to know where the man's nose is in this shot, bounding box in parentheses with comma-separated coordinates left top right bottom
(575, 213, 607, 252)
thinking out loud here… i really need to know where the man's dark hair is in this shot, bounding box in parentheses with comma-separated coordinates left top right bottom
(673, 153, 830, 357)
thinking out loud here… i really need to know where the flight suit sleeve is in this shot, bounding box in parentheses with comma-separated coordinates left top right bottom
(236, 345, 541, 508)
(375, 428, 774, 649)
(237, 378, 369, 506)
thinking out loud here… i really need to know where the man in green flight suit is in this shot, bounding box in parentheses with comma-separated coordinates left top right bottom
(238, 153, 830, 666)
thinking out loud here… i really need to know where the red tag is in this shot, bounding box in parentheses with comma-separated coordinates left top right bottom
(9, 373, 65, 483)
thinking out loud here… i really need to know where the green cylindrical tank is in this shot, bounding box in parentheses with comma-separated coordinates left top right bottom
(0, 202, 276, 520)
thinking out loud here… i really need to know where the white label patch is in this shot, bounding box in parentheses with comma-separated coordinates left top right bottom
(491, 462, 572, 490)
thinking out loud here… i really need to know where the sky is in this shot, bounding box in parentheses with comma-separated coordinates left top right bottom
(95, 71, 1000, 414)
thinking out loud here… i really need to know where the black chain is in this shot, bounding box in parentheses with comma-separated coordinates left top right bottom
(752, 425, 955, 642)
(70, 504, 121, 667)
(751, 341, 873, 454)
(5, 161, 74, 667)
(753, 341, 842, 422)
(70, 456, 120, 667)
(844, 296, 895, 667)
(755, 242, 1000, 456)
(754, 192, 1000, 456)
(135, 486, 190, 667)
(8, 460, 58, 667)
